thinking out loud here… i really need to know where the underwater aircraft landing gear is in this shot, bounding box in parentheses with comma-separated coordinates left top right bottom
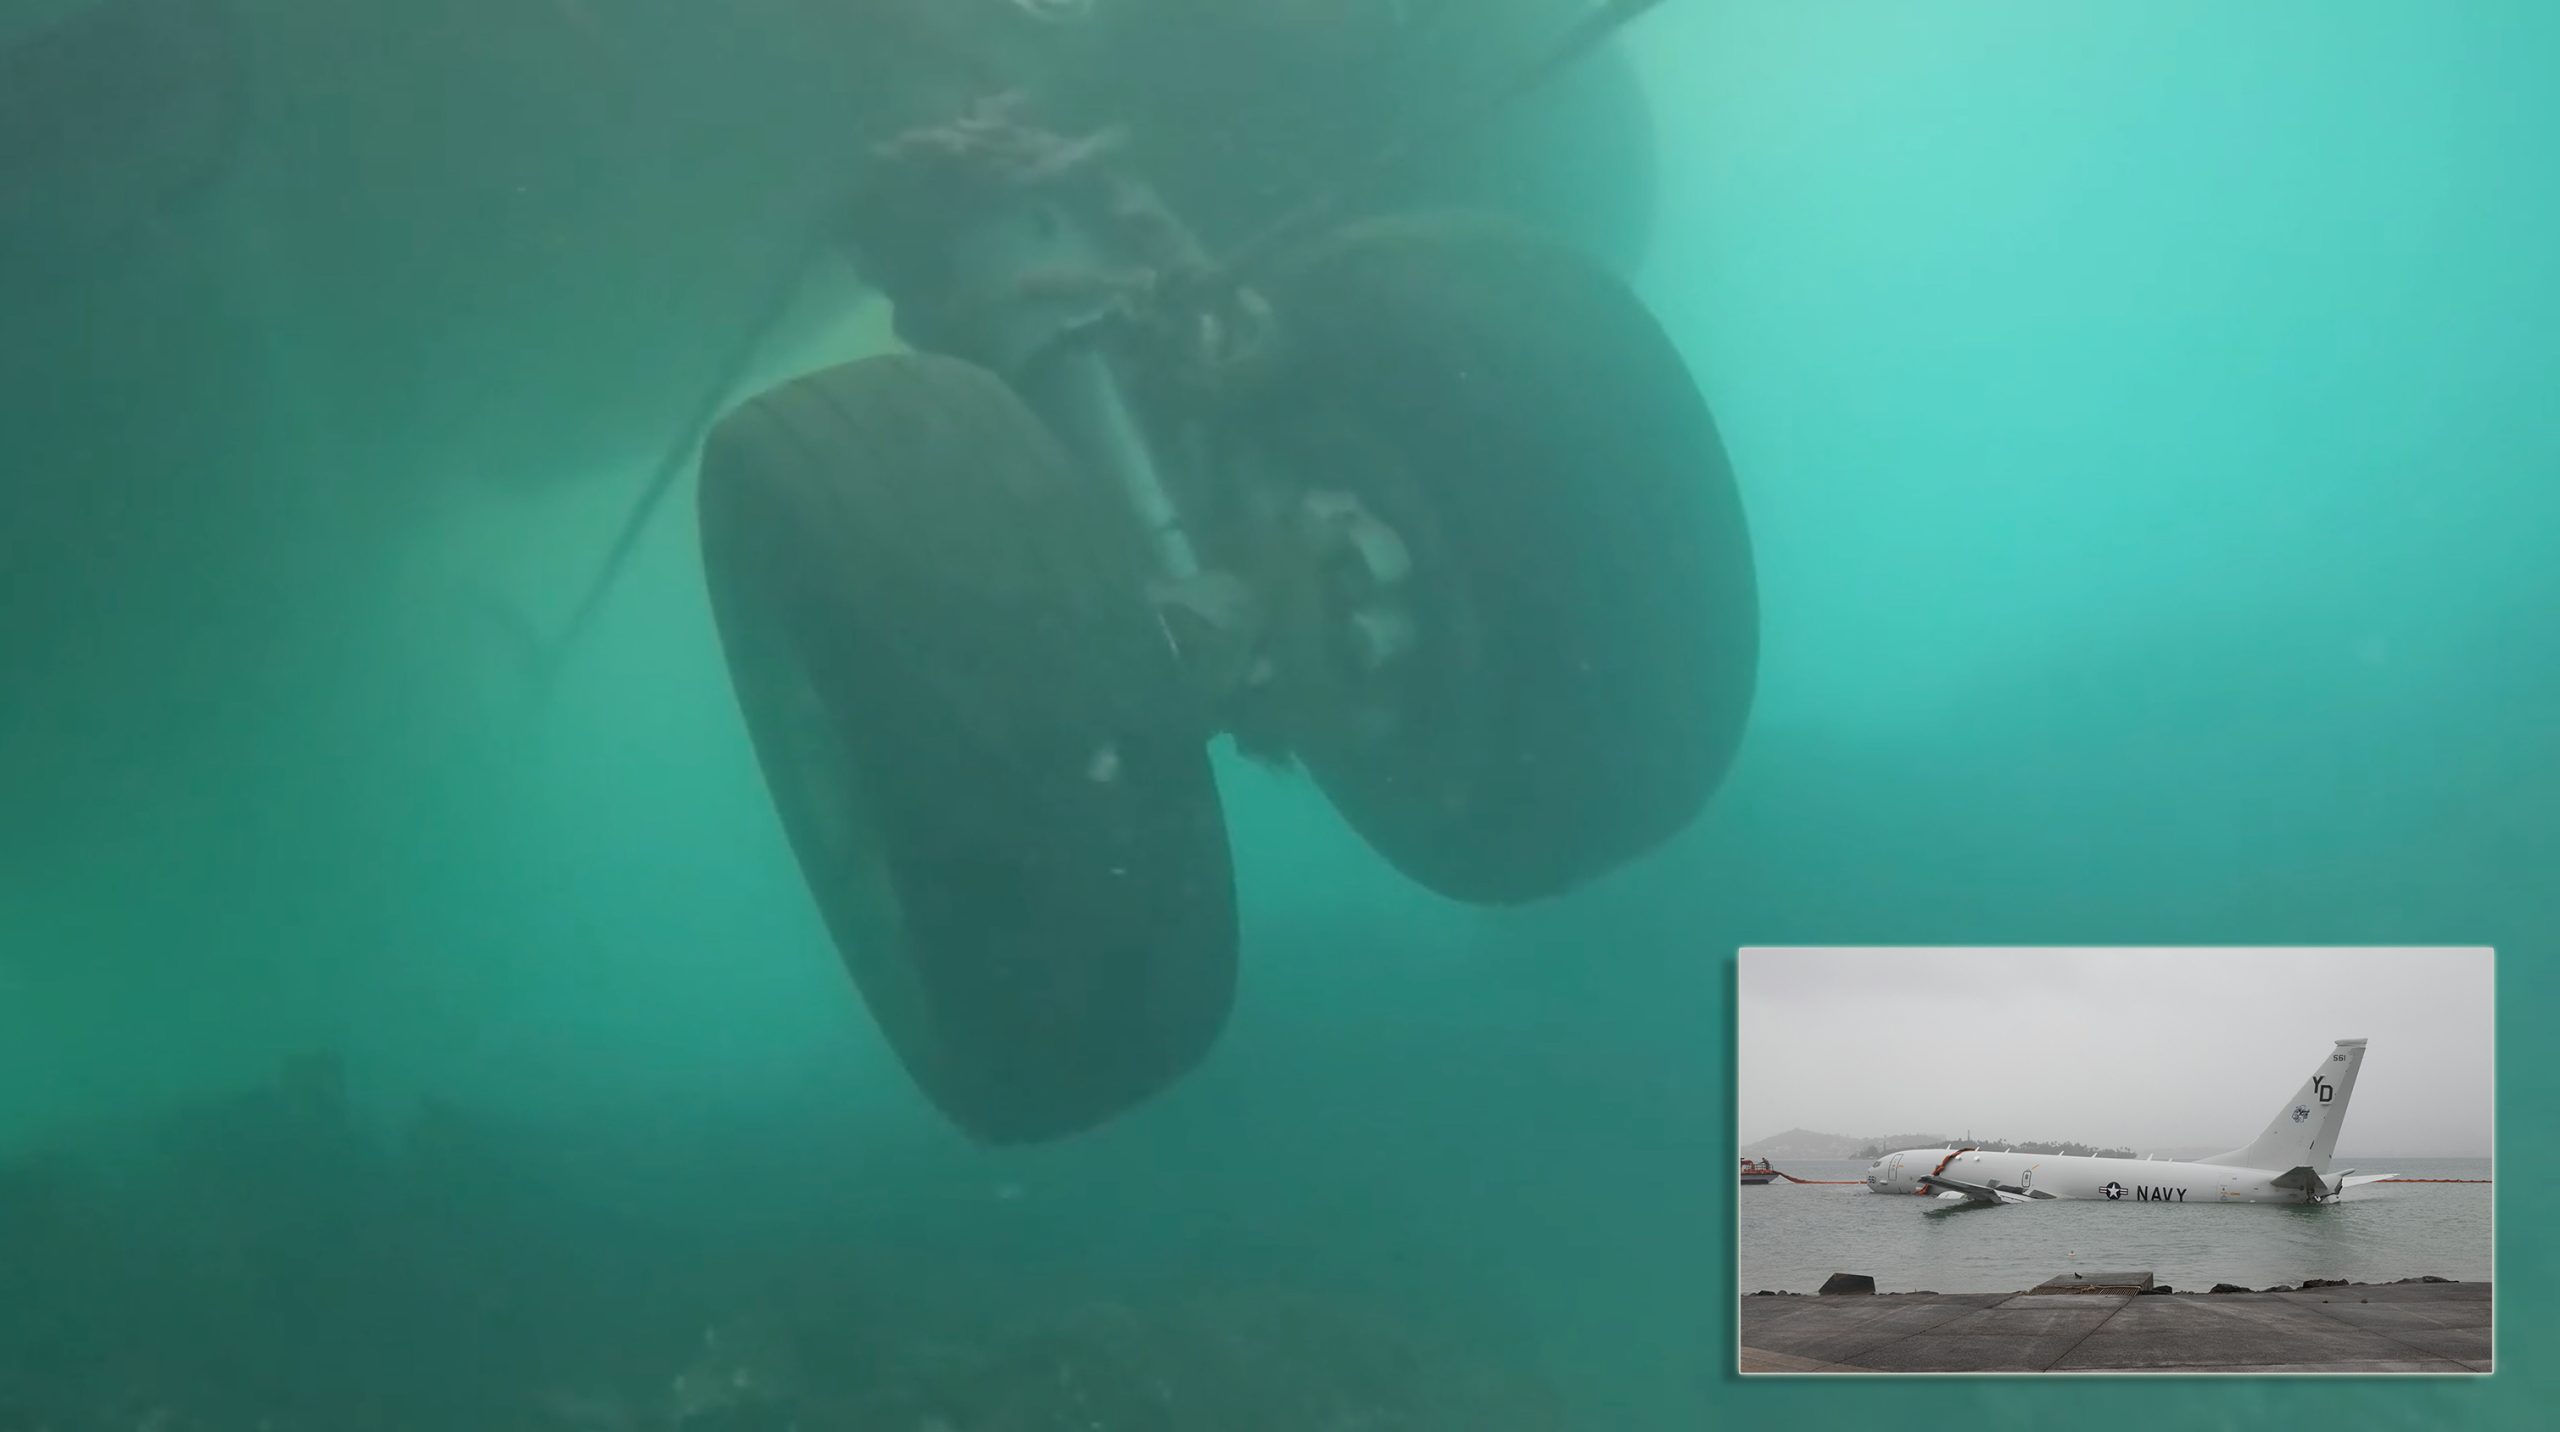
(697, 4, 1754, 1145)
(698, 350, 1237, 1146)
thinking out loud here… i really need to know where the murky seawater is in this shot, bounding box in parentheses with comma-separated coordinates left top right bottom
(7, 1, 2556, 1428)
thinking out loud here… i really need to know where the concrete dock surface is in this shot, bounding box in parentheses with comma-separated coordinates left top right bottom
(1739, 1280, 2490, 1373)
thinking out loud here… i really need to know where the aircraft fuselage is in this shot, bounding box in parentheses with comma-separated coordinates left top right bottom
(1867, 1148, 2327, 1205)
(1860, 1040, 2381, 1207)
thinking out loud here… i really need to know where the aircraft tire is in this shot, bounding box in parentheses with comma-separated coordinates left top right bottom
(697, 351, 1238, 1145)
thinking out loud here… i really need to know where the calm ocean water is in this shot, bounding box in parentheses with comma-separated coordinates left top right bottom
(1739, 1158, 2494, 1295)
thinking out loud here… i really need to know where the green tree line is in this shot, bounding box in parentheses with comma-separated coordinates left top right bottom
(1850, 1136, 2143, 1160)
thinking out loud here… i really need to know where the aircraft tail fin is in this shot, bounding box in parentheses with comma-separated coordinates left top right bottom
(2199, 1039, 2368, 1173)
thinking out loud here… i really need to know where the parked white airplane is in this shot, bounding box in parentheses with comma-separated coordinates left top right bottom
(1864, 1038, 2395, 1206)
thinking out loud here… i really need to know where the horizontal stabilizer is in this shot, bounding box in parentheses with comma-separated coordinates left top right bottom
(2270, 1165, 2333, 1198)
(2271, 1165, 2395, 1199)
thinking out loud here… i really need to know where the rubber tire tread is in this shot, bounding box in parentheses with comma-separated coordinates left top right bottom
(1244, 212, 1759, 904)
(698, 351, 1236, 1145)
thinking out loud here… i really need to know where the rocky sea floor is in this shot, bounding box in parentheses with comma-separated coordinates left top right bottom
(0, 1058, 1564, 1432)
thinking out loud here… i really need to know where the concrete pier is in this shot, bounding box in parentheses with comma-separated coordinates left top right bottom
(1739, 1280, 2490, 1373)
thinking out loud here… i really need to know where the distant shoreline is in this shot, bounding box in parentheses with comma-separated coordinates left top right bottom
(1738, 1152, 2494, 1163)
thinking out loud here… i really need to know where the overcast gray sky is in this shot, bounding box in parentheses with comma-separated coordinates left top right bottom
(1739, 947, 2493, 1157)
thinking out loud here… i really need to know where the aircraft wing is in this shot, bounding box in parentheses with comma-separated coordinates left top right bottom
(2339, 1173, 2397, 1189)
(1919, 1174, 2033, 1206)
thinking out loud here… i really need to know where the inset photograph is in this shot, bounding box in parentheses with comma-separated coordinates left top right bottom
(1737, 946, 2493, 1375)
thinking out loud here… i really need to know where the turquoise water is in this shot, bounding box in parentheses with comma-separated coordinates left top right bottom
(1742, 1159, 2495, 1295)
(5, 2, 2556, 1429)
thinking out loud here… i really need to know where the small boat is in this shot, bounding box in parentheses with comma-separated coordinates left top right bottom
(1740, 1157, 1781, 1185)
